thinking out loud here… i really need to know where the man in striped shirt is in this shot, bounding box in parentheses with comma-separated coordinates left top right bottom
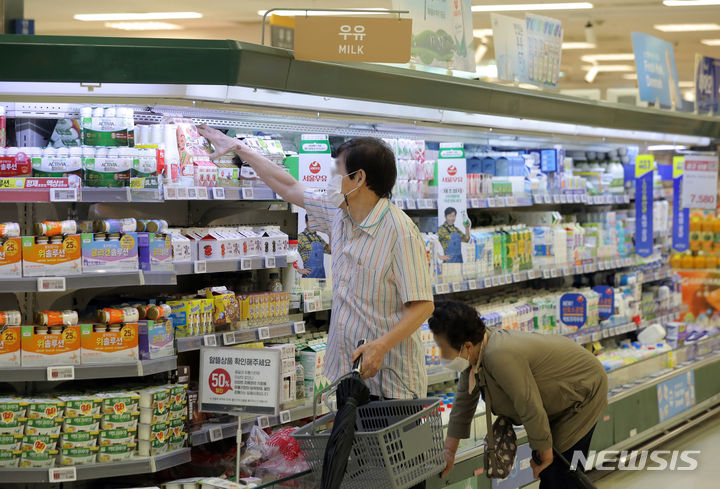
(199, 127, 434, 399)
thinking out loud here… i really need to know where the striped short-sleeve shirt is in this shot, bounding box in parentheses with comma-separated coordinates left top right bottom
(304, 189, 433, 399)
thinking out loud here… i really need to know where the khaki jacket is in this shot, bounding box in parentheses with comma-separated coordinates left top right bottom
(447, 328, 608, 453)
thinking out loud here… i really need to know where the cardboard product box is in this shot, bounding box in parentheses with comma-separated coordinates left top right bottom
(300, 343, 329, 400)
(167, 231, 194, 263)
(22, 235, 81, 277)
(0, 326, 21, 367)
(200, 299, 214, 335)
(138, 320, 174, 360)
(167, 300, 202, 337)
(81, 232, 139, 273)
(21, 325, 81, 366)
(237, 228, 261, 257)
(216, 159, 240, 187)
(80, 323, 139, 364)
(194, 160, 218, 187)
(138, 233, 173, 272)
(0, 237, 22, 277)
(210, 291, 239, 325)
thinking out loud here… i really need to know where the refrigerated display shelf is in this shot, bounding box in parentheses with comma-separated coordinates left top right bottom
(0, 448, 191, 483)
(174, 255, 287, 276)
(433, 256, 643, 296)
(0, 356, 177, 382)
(566, 311, 680, 345)
(427, 368, 457, 386)
(394, 193, 629, 212)
(176, 320, 306, 353)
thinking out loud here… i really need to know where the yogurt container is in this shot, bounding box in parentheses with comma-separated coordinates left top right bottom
(0, 450, 20, 467)
(62, 415, 101, 433)
(25, 418, 61, 436)
(97, 443, 136, 463)
(59, 446, 98, 466)
(101, 412, 140, 431)
(60, 431, 99, 449)
(99, 428, 136, 446)
(20, 449, 58, 468)
(58, 396, 102, 417)
(0, 434, 22, 451)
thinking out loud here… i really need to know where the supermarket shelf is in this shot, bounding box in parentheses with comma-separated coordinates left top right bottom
(641, 267, 674, 283)
(174, 255, 287, 275)
(532, 192, 630, 206)
(0, 356, 177, 382)
(433, 256, 640, 296)
(176, 319, 305, 353)
(0, 448, 190, 483)
(394, 193, 627, 211)
(565, 311, 679, 345)
(192, 403, 315, 446)
(427, 368, 457, 386)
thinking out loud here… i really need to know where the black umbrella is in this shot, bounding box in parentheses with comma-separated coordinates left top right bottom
(320, 340, 371, 489)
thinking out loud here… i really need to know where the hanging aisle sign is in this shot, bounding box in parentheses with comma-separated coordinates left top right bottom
(293, 16, 412, 62)
(525, 14, 563, 90)
(631, 33, 682, 108)
(199, 347, 282, 415)
(635, 154, 654, 257)
(682, 155, 719, 210)
(492, 14, 528, 84)
(560, 293, 587, 329)
(437, 143, 468, 263)
(672, 156, 690, 253)
(592, 286, 614, 320)
(694, 54, 720, 115)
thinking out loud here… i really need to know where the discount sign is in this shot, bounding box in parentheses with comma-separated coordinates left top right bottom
(682, 155, 719, 210)
(199, 347, 282, 416)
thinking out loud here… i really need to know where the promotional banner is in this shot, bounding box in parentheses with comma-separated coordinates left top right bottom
(635, 154, 654, 257)
(672, 156, 690, 253)
(682, 155, 719, 210)
(437, 143, 468, 264)
(592, 286, 614, 320)
(199, 347, 282, 415)
(631, 32, 682, 108)
(288, 135, 333, 279)
(525, 14, 563, 90)
(492, 13, 562, 89)
(293, 17, 412, 62)
(694, 54, 720, 114)
(657, 371, 695, 423)
(560, 293, 587, 329)
(392, 0, 475, 72)
(492, 13, 528, 84)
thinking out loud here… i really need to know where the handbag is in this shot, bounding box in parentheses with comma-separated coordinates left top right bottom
(482, 384, 518, 479)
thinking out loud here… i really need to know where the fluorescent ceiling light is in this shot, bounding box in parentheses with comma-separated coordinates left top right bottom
(654, 23, 720, 31)
(664, 0, 720, 6)
(701, 38, 720, 45)
(581, 65, 634, 72)
(562, 42, 597, 49)
(74, 12, 202, 21)
(257, 8, 391, 16)
(104, 21, 182, 30)
(682, 91, 696, 102)
(581, 53, 635, 63)
(622, 73, 638, 80)
(472, 2, 592, 12)
(647, 144, 687, 151)
(678, 81, 695, 88)
(473, 29, 494, 38)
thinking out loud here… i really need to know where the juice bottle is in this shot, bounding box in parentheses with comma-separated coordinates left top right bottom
(713, 216, 720, 251)
(690, 214, 702, 252)
(670, 253, 683, 269)
(681, 251, 695, 269)
(694, 251, 707, 270)
(706, 253, 718, 270)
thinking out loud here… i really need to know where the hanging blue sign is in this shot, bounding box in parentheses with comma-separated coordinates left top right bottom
(560, 293, 587, 328)
(631, 32, 682, 108)
(672, 156, 690, 253)
(592, 286, 614, 320)
(635, 155, 654, 257)
(695, 54, 720, 114)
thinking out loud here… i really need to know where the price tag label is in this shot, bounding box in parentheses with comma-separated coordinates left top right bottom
(417, 199, 428, 209)
(265, 256, 276, 269)
(212, 187, 226, 200)
(440, 283, 451, 294)
(394, 199, 405, 209)
(49, 467, 77, 482)
(405, 199, 417, 210)
(683, 156, 719, 209)
(203, 335, 218, 347)
(551, 269, 560, 278)
(50, 188, 78, 202)
(176, 187, 189, 200)
(258, 327, 271, 340)
(497, 197, 508, 207)
(241, 258, 253, 270)
(488, 198, 497, 207)
(197, 187, 209, 200)
(187, 187, 199, 200)
(257, 416, 270, 429)
(468, 280, 477, 290)
(47, 366, 74, 381)
(209, 425, 224, 442)
(279, 410, 292, 424)
(452, 282, 463, 292)
(163, 186, 177, 200)
(293, 321, 306, 334)
(223, 332, 237, 346)
(470, 198, 481, 208)
(37, 277, 66, 292)
(242, 187, 255, 200)
(492, 276, 500, 286)
(194, 260, 207, 274)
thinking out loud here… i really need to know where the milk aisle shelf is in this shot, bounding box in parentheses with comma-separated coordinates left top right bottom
(0, 35, 719, 489)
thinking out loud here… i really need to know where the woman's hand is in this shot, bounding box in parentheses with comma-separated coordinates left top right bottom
(441, 437, 460, 478)
(531, 448, 553, 479)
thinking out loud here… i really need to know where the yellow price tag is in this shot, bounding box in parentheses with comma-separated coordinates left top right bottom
(0, 178, 25, 189)
(129, 178, 145, 189)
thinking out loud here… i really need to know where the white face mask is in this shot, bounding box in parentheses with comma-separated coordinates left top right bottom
(327, 170, 360, 208)
(441, 348, 471, 372)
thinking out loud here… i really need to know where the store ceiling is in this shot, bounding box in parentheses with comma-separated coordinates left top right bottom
(23, 0, 720, 98)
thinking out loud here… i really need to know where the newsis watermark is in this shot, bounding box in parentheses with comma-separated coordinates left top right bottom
(570, 450, 701, 471)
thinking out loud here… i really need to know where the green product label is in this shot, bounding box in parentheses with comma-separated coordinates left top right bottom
(438, 147, 465, 159)
(82, 117, 129, 147)
(299, 139, 330, 154)
(83, 157, 132, 187)
(100, 443, 133, 454)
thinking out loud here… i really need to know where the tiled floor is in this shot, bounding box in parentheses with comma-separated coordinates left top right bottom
(594, 413, 720, 489)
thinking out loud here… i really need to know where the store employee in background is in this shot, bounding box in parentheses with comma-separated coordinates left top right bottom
(198, 126, 434, 399)
(297, 214, 331, 278)
(429, 300, 608, 489)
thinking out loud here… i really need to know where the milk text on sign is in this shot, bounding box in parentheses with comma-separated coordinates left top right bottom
(339, 24, 366, 55)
